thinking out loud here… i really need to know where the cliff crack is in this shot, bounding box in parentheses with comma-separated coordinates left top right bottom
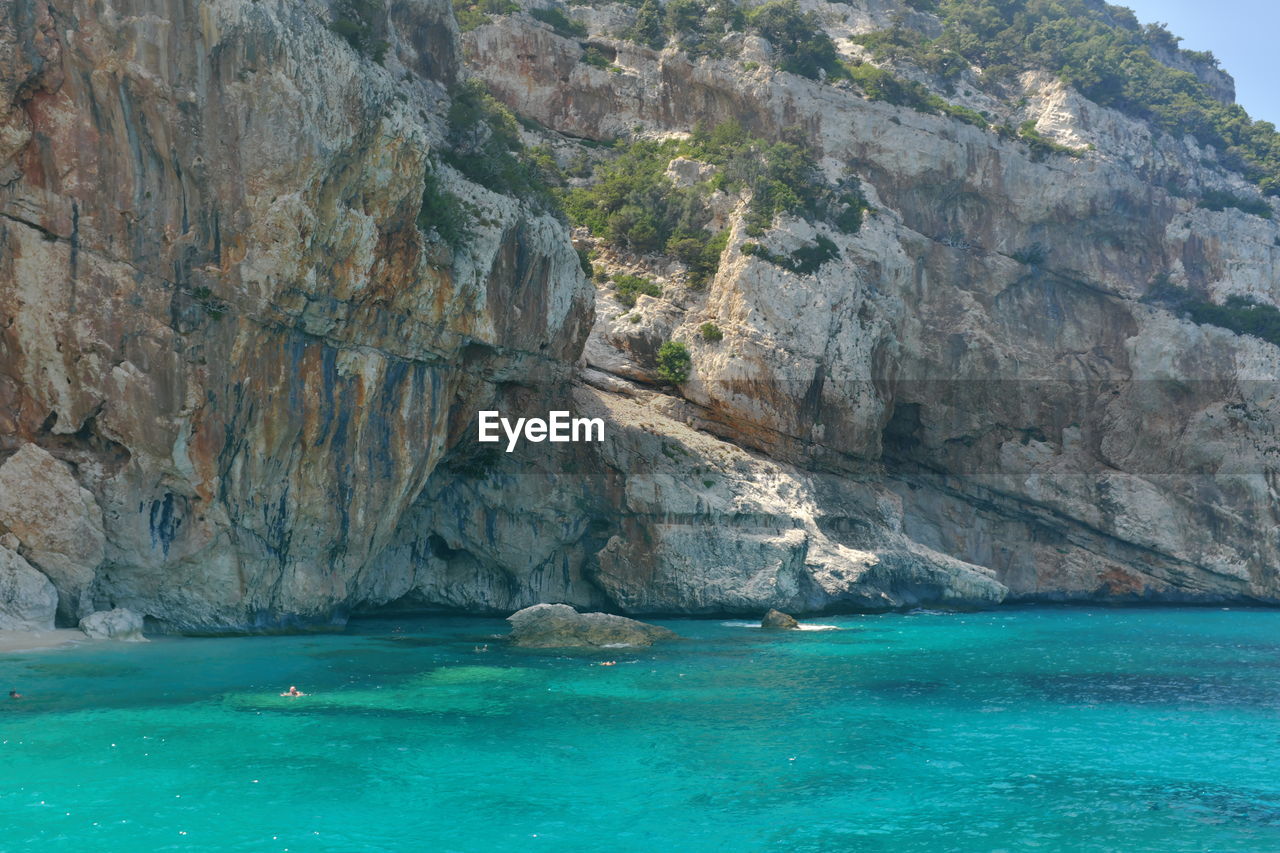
(0, 210, 68, 243)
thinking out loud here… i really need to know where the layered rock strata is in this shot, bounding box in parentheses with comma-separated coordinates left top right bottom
(1, 0, 590, 630)
(1, 0, 1278, 632)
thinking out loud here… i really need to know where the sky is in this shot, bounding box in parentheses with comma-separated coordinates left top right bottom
(1118, 0, 1280, 125)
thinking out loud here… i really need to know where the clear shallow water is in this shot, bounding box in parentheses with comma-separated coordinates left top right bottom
(2, 609, 1279, 852)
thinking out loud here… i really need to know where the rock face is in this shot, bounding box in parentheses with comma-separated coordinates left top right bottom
(1, 0, 1279, 630)
(451, 2, 1280, 609)
(0, 542, 58, 631)
(761, 609, 799, 630)
(506, 603, 678, 648)
(0, 443, 105, 620)
(79, 607, 145, 641)
(0, 0, 590, 630)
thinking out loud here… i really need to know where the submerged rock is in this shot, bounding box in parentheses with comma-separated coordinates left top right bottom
(0, 544, 58, 631)
(761, 609, 800, 630)
(506, 604, 678, 648)
(79, 608, 146, 642)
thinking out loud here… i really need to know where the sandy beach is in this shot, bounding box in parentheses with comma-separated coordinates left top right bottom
(0, 630, 87, 654)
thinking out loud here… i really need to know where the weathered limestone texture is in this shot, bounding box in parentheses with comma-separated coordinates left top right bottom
(506, 603, 678, 648)
(762, 609, 799, 629)
(451, 2, 1280, 607)
(1, 0, 1278, 631)
(79, 607, 146, 641)
(1, 0, 590, 630)
(0, 541, 58, 631)
(0, 443, 104, 619)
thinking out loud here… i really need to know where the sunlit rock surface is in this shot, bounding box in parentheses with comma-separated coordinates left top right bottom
(2, 0, 1279, 632)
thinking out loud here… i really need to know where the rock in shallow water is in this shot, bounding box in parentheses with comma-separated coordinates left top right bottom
(79, 608, 146, 642)
(506, 604, 678, 648)
(761, 609, 799, 629)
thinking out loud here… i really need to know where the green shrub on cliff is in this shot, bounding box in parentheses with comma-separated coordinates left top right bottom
(746, 0, 840, 80)
(656, 341, 692, 384)
(613, 273, 662, 306)
(1016, 120, 1086, 160)
(564, 121, 862, 278)
(853, 25, 968, 86)
(330, 0, 389, 62)
(742, 234, 839, 275)
(530, 6, 587, 38)
(443, 81, 560, 212)
(1197, 189, 1273, 219)
(842, 62, 988, 129)
(619, 0, 744, 59)
(1143, 278, 1280, 347)
(624, 0, 666, 49)
(924, 0, 1280, 193)
(453, 0, 519, 33)
(667, 228, 729, 287)
(418, 168, 471, 247)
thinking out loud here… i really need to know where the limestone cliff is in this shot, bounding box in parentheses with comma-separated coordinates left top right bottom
(2, 0, 1279, 631)
(0, 0, 591, 630)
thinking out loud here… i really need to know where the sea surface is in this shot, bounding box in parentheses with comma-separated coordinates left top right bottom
(2, 608, 1279, 852)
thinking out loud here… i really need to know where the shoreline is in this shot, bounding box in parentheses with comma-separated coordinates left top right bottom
(0, 629, 88, 654)
(0, 603, 1270, 652)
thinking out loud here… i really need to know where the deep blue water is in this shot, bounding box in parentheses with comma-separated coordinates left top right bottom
(2, 608, 1279, 852)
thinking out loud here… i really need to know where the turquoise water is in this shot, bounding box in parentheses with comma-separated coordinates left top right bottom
(2, 609, 1279, 852)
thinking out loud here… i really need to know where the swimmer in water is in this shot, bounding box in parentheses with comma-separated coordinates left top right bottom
(473, 644, 489, 653)
(280, 686, 305, 697)
(598, 661, 616, 667)
(8, 689, 21, 699)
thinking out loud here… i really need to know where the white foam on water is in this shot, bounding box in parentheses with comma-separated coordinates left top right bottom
(719, 620, 841, 631)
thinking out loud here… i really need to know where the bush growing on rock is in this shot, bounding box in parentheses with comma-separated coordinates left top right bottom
(742, 235, 840, 275)
(620, 0, 743, 58)
(699, 322, 723, 342)
(1197, 189, 1273, 219)
(452, 0, 519, 32)
(927, 0, 1280, 193)
(580, 46, 616, 70)
(666, 0, 745, 59)
(853, 26, 969, 86)
(656, 341, 692, 384)
(667, 229, 729, 287)
(613, 273, 662, 306)
(843, 62, 988, 129)
(1017, 120, 1086, 160)
(530, 6, 587, 39)
(418, 168, 471, 247)
(624, 0, 666, 50)
(564, 122, 860, 281)
(330, 0, 389, 62)
(746, 0, 841, 80)
(444, 81, 561, 212)
(1143, 279, 1280, 348)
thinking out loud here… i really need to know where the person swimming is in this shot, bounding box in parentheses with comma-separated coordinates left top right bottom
(8, 689, 20, 699)
(280, 686, 305, 697)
